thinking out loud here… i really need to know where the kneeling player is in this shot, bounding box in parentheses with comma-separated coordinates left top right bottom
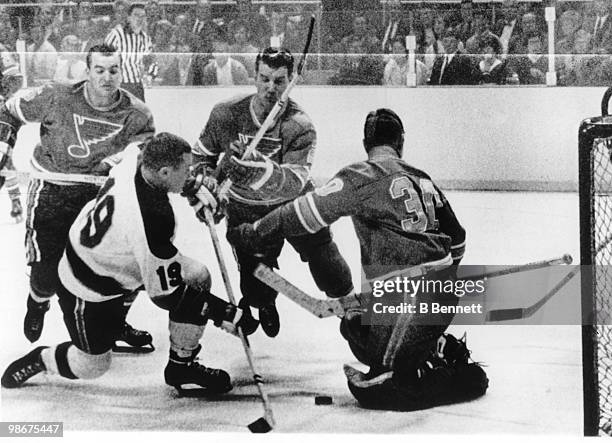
(228, 109, 488, 410)
(1, 133, 257, 393)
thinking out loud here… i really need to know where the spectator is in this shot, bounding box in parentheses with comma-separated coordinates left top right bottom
(494, 0, 521, 58)
(329, 38, 384, 85)
(53, 34, 87, 84)
(145, 0, 163, 33)
(477, 33, 506, 85)
(340, 13, 380, 54)
(556, 9, 582, 55)
(428, 26, 477, 85)
(457, 0, 476, 44)
(27, 21, 58, 84)
(383, 37, 427, 86)
(465, 9, 491, 55)
(76, 1, 94, 21)
(229, 20, 258, 77)
(283, 15, 306, 54)
(507, 34, 547, 84)
(75, 18, 96, 53)
(268, 9, 287, 47)
(583, 0, 612, 54)
(381, 0, 412, 53)
(105, 3, 152, 100)
(191, 0, 220, 54)
(112, 0, 129, 27)
(230, 0, 269, 49)
(421, 26, 444, 76)
(195, 35, 249, 85)
(557, 29, 612, 86)
(150, 20, 179, 85)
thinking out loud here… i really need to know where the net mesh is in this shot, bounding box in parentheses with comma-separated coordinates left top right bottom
(591, 136, 612, 434)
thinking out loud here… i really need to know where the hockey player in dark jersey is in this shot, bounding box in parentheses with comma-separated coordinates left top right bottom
(1, 133, 258, 393)
(0, 44, 155, 350)
(0, 52, 25, 223)
(191, 47, 354, 337)
(227, 108, 488, 411)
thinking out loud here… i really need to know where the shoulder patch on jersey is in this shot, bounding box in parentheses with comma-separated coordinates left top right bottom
(315, 177, 344, 196)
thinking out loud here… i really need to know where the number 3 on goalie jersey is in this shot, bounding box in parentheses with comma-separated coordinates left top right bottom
(390, 176, 443, 232)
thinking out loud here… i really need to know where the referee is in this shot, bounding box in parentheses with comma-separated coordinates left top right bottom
(105, 3, 152, 101)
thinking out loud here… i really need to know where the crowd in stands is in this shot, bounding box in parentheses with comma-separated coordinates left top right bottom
(0, 0, 610, 87)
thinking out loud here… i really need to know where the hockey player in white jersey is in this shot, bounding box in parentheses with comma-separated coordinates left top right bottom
(1, 133, 258, 393)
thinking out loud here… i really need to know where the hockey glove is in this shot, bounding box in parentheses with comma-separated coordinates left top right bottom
(226, 140, 273, 189)
(91, 162, 112, 176)
(226, 222, 270, 254)
(182, 173, 225, 224)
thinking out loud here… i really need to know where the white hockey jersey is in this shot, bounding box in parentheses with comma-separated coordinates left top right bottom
(58, 145, 186, 302)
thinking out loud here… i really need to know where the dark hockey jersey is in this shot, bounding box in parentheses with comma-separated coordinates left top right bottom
(193, 93, 316, 206)
(255, 149, 466, 281)
(0, 81, 154, 177)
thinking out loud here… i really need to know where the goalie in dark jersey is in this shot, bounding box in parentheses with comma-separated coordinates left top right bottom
(191, 47, 354, 337)
(0, 44, 155, 351)
(1, 133, 257, 393)
(227, 108, 488, 411)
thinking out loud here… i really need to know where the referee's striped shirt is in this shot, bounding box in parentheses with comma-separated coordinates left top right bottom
(105, 23, 152, 84)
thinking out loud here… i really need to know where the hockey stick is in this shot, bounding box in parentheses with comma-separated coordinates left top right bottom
(485, 266, 579, 322)
(0, 169, 106, 185)
(216, 16, 316, 198)
(203, 209, 274, 433)
(459, 254, 573, 281)
(486, 237, 612, 321)
(254, 264, 362, 318)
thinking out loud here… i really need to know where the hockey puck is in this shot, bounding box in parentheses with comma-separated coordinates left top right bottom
(314, 395, 333, 405)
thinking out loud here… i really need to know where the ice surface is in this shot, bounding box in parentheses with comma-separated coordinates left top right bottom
(0, 189, 582, 434)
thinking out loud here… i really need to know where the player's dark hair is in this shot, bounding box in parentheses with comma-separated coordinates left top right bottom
(128, 3, 146, 16)
(141, 132, 191, 171)
(363, 108, 404, 153)
(256, 47, 294, 77)
(86, 43, 119, 68)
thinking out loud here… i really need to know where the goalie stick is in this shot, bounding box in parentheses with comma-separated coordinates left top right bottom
(254, 264, 361, 318)
(203, 210, 274, 433)
(487, 236, 612, 322)
(460, 254, 573, 281)
(485, 266, 579, 322)
(216, 16, 316, 199)
(255, 254, 576, 321)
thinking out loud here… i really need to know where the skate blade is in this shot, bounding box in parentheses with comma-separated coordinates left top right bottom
(112, 343, 155, 354)
(12, 214, 23, 223)
(172, 384, 233, 398)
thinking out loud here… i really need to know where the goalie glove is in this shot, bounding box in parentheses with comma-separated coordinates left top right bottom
(226, 140, 274, 189)
(226, 222, 271, 255)
(182, 173, 225, 224)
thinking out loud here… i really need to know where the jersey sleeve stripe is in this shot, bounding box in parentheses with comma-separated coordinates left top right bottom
(193, 139, 218, 157)
(6, 97, 28, 124)
(293, 198, 317, 233)
(305, 192, 327, 228)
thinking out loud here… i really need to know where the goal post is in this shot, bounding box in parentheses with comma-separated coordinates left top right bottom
(579, 109, 612, 436)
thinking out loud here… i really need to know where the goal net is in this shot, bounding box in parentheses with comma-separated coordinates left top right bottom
(579, 116, 612, 436)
